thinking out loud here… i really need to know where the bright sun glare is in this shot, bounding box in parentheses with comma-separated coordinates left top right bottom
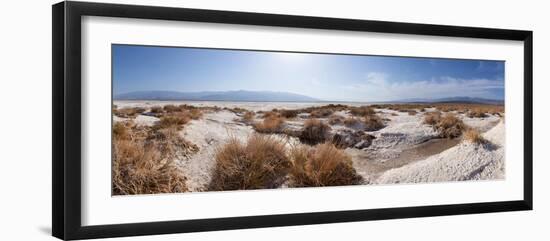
(274, 52, 308, 62)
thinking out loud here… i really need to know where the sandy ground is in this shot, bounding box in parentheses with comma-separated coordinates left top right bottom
(113, 101, 505, 190)
(375, 121, 505, 184)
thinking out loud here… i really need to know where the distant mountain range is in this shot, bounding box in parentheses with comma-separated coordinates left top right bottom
(115, 90, 502, 105)
(392, 96, 504, 105)
(114, 90, 320, 102)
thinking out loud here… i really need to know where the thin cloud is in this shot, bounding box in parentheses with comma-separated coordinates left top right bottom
(338, 73, 504, 102)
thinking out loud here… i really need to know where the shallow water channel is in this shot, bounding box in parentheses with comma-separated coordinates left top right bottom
(350, 137, 461, 180)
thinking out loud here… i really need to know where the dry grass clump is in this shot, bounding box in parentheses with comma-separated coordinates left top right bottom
(254, 116, 286, 134)
(299, 119, 332, 145)
(156, 113, 191, 130)
(161, 105, 203, 117)
(433, 103, 504, 115)
(150, 106, 163, 114)
(423, 111, 442, 125)
(463, 129, 488, 144)
(321, 104, 349, 111)
(113, 122, 131, 140)
(328, 114, 346, 125)
(364, 114, 385, 131)
(262, 111, 280, 119)
(372, 104, 432, 111)
(112, 138, 188, 195)
(241, 111, 255, 123)
(300, 104, 348, 114)
(310, 109, 334, 118)
(407, 110, 417, 116)
(114, 107, 146, 118)
(436, 105, 458, 112)
(112, 122, 198, 195)
(289, 143, 363, 187)
(279, 109, 299, 118)
(163, 104, 181, 113)
(153, 108, 202, 129)
(435, 113, 465, 138)
(343, 117, 361, 128)
(187, 109, 203, 120)
(467, 108, 488, 118)
(208, 135, 291, 191)
(147, 127, 199, 158)
(349, 106, 375, 116)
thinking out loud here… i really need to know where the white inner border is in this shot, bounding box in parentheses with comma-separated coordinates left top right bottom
(82, 16, 524, 226)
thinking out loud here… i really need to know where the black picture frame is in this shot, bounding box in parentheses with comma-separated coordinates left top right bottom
(52, 1, 533, 240)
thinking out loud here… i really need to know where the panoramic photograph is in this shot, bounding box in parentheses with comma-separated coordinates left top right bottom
(111, 44, 505, 195)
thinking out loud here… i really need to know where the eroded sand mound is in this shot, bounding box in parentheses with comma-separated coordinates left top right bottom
(375, 121, 505, 184)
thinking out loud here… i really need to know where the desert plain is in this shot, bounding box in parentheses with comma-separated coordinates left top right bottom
(111, 100, 505, 195)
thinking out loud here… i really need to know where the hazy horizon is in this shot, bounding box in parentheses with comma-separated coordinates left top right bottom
(113, 45, 505, 102)
(114, 89, 504, 103)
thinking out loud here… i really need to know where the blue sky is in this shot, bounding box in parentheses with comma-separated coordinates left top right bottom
(113, 44, 505, 102)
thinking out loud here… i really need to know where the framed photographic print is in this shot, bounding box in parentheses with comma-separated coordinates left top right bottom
(52, 1, 533, 240)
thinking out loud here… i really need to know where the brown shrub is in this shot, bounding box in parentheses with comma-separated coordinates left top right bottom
(299, 104, 348, 116)
(112, 125, 192, 195)
(364, 114, 385, 131)
(114, 107, 146, 118)
(344, 117, 361, 128)
(113, 122, 131, 140)
(463, 128, 488, 144)
(328, 114, 346, 125)
(349, 106, 375, 116)
(310, 109, 334, 118)
(156, 113, 190, 130)
(407, 110, 417, 116)
(289, 143, 363, 187)
(467, 108, 488, 118)
(378, 104, 432, 112)
(280, 109, 299, 118)
(180, 104, 198, 109)
(254, 116, 286, 133)
(208, 135, 291, 191)
(432, 103, 504, 115)
(299, 119, 332, 145)
(436, 105, 458, 112)
(163, 104, 181, 113)
(241, 111, 255, 123)
(147, 127, 199, 159)
(112, 118, 201, 195)
(423, 111, 442, 125)
(435, 113, 465, 138)
(188, 109, 203, 120)
(150, 106, 163, 113)
(262, 111, 280, 119)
